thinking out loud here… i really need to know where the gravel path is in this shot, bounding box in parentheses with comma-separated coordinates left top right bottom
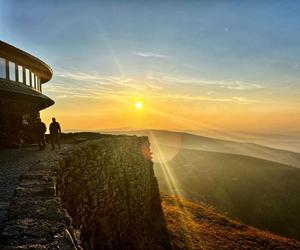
(0, 147, 54, 230)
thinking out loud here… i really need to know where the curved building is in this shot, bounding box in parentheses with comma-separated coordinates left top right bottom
(0, 40, 54, 146)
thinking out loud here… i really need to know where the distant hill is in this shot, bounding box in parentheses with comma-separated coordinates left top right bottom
(162, 194, 300, 250)
(187, 130, 300, 153)
(122, 129, 300, 168)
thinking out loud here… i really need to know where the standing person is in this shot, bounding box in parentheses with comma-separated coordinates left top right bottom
(49, 117, 61, 150)
(34, 118, 46, 150)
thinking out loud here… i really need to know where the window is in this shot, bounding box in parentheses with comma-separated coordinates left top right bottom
(35, 75, 38, 90)
(37, 78, 41, 92)
(9, 61, 16, 81)
(31, 72, 35, 88)
(18, 65, 23, 83)
(0, 57, 6, 79)
(25, 68, 30, 86)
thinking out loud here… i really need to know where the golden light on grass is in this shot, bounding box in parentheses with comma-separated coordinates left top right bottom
(135, 101, 143, 110)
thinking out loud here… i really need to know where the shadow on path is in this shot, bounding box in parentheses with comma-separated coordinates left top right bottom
(0, 147, 55, 230)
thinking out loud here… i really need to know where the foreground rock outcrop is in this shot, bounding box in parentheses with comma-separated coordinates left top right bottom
(56, 136, 171, 250)
(0, 135, 171, 250)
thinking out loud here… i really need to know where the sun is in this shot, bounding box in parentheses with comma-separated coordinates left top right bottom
(135, 101, 143, 110)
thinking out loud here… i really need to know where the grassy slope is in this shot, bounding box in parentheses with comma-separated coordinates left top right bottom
(155, 146, 300, 240)
(162, 194, 300, 250)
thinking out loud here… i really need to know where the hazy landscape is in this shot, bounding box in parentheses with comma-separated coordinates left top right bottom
(109, 129, 300, 240)
(188, 130, 300, 153)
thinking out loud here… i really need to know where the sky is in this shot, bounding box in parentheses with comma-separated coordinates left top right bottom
(1, 0, 300, 135)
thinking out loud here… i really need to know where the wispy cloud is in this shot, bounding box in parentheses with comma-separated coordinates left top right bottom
(146, 74, 265, 90)
(44, 69, 264, 105)
(134, 52, 169, 59)
(116, 91, 259, 104)
(231, 97, 258, 104)
(222, 81, 264, 90)
(55, 71, 146, 90)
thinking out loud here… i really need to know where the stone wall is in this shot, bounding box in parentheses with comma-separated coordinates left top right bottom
(56, 136, 171, 250)
(0, 135, 170, 249)
(0, 154, 80, 249)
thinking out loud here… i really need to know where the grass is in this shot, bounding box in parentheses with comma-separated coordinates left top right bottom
(162, 194, 300, 250)
(155, 146, 300, 240)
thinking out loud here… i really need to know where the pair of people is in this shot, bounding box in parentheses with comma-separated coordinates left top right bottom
(34, 117, 61, 150)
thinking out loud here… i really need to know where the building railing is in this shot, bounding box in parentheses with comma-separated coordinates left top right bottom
(0, 56, 42, 92)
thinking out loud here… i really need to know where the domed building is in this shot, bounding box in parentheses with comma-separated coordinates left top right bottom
(0, 41, 54, 147)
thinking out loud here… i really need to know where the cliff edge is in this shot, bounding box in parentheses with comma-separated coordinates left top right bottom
(56, 136, 171, 250)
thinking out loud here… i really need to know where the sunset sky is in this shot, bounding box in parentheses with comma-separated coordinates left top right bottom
(1, 0, 300, 134)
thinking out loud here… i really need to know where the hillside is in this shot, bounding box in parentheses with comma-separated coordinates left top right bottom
(162, 194, 300, 250)
(121, 129, 300, 168)
(154, 145, 300, 241)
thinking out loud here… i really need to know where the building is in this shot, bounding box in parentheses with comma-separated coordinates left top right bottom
(0, 40, 54, 147)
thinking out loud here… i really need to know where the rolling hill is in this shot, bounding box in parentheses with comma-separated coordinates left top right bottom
(123, 129, 300, 168)
(162, 194, 300, 250)
(154, 145, 300, 240)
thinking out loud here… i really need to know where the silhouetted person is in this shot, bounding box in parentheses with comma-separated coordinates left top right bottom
(49, 117, 61, 150)
(34, 118, 46, 150)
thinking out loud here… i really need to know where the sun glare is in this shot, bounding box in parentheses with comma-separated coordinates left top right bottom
(135, 101, 143, 110)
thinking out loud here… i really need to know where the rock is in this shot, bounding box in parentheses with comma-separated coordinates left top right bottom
(0, 136, 171, 250)
(56, 137, 171, 250)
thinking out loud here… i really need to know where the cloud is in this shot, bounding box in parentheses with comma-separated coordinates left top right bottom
(44, 70, 163, 102)
(134, 52, 169, 59)
(55, 70, 146, 90)
(113, 90, 260, 104)
(56, 71, 116, 85)
(222, 81, 264, 90)
(231, 97, 258, 104)
(145, 74, 265, 90)
(44, 69, 263, 105)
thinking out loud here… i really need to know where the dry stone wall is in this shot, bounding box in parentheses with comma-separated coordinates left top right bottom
(0, 154, 80, 249)
(0, 135, 170, 250)
(56, 136, 171, 250)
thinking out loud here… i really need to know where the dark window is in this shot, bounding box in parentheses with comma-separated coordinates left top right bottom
(0, 57, 6, 79)
(37, 78, 41, 92)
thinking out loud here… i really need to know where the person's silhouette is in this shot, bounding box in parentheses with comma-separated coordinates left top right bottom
(34, 118, 46, 150)
(49, 117, 61, 150)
